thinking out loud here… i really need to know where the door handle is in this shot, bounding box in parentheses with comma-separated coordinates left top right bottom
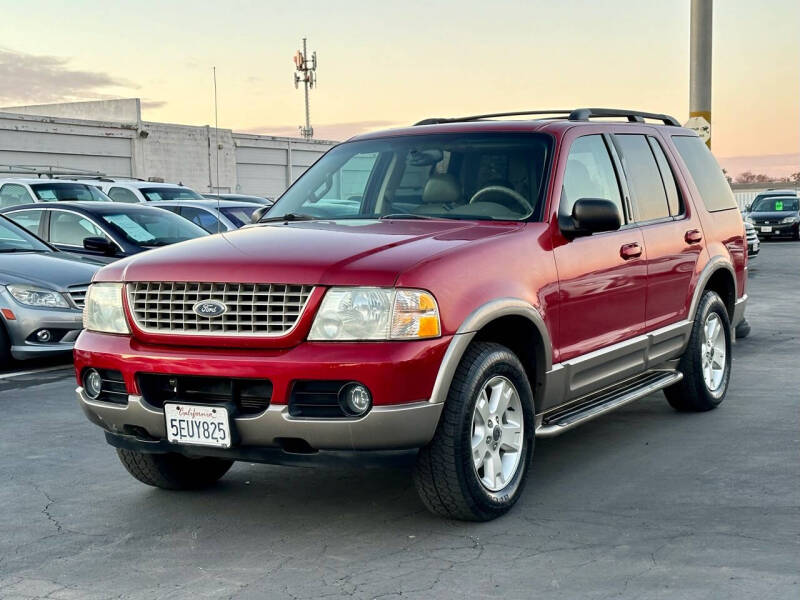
(685, 229, 703, 244)
(620, 242, 642, 260)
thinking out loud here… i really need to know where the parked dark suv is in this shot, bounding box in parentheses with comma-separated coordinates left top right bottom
(75, 108, 747, 521)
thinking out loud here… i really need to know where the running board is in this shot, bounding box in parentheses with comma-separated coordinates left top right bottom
(536, 370, 683, 438)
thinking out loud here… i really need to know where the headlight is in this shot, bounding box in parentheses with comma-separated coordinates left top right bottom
(308, 287, 440, 341)
(781, 216, 797, 224)
(745, 216, 754, 224)
(83, 283, 129, 334)
(6, 284, 69, 308)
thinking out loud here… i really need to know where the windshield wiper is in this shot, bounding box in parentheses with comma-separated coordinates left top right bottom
(379, 213, 440, 220)
(257, 213, 318, 223)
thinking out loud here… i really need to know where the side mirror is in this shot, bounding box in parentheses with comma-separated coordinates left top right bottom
(250, 205, 271, 223)
(559, 198, 622, 238)
(83, 236, 116, 255)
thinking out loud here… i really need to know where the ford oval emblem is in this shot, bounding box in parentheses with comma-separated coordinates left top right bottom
(192, 299, 227, 318)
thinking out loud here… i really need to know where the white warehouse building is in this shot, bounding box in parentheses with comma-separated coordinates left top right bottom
(0, 98, 337, 197)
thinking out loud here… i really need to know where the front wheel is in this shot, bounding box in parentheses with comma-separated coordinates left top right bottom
(116, 448, 233, 490)
(664, 290, 732, 411)
(414, 342, 534, 521)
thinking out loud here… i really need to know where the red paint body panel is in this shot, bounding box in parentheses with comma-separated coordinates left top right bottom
(74, 330, 451, 406)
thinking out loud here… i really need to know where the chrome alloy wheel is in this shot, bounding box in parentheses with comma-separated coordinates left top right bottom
(470, 375, 524, 492)
(701, 312, 727, 392)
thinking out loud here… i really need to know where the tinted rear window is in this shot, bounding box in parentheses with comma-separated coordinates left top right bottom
(672, 136, 737, 212)
(614, 134, 670, 222)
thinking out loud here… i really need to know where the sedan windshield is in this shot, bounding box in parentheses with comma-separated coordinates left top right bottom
(31, 183, 110, 202)
(140, 187, 204, 201)
(0, 217, 51, 253)
(751, 196, 799, 212)
(99, 210, 208, 246)
(220, 206, 257, 227)
(268, 133, 553, 222)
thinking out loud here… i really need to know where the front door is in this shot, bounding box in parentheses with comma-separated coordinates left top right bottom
(550, 134, 647, 402)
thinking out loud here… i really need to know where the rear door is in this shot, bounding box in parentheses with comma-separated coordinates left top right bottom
(612, 133, 703, 330)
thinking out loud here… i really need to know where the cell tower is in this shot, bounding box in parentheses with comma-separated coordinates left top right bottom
(293, 37, 317, 139)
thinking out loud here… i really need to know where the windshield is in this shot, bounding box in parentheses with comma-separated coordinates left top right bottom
(268, 133, 552, 222)
(99, 210, 208, 246)
(220, 205, 258, 227)
(751, 196, 799, 212)
(141, 187, 204, 201)
(0, 216, 51, 253)
(31, 183, 110, 202)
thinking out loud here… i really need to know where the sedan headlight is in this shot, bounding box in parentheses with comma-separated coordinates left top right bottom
(308, 287, 440, 341)
(83, 283, 129, 334)
(780, 216, 798, 224)
(6, 284, 69, 308)
(745, 216, 754, 224)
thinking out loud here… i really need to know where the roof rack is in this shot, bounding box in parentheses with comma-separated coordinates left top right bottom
(413, 108, 681, 127)
(0, 164, 106, 178)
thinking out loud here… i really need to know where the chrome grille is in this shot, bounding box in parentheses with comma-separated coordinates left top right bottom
(127, 282, 314, 336)
(68, 284, 89, 309)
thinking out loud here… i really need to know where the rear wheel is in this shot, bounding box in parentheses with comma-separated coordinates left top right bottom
(414, 342, 534, 521)
(116, 448, 233, 490)
(665, 291, 732, 411)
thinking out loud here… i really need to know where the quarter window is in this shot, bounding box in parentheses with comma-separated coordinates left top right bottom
(614, 134, 671, 222)
(672, 136, 737, 212)
(562, 135, 624, 221)
(6, 209, 44, 235)
(108, 187, 140, 203)
(0, 184, 34, 208)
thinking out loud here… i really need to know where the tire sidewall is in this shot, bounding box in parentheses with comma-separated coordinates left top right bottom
(455, 347, 535, 514)
(696, 293, 732, 405)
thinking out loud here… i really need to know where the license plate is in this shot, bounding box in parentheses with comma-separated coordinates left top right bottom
(164, 403, 231, 448)
(761, 226, 772, 233)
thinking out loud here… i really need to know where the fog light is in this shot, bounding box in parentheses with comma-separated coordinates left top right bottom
(36, 329, 52, 343)
(84, 369, 103, 400)
(339, 382, 372, 416)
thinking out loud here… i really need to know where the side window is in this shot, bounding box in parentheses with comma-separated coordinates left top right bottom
(647, 137, 682, 216)
(562, 135, 624, 220)
(672, 136, 737, 212)
(0, 184, 34, 208)
(6, 209, 44, 235)
(49, 212, 108, 246)
(108, 187, 140, 203)
(614, 134, 670, 222)
(179, 207, 220, 233)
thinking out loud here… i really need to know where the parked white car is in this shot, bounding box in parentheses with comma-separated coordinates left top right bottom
(0, 178, 112, 208)
(69, 178, 205, 204)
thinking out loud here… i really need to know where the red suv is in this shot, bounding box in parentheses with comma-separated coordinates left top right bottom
(75, 108, 747, 521)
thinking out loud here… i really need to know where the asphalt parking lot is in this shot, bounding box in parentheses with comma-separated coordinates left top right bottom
(1, 241, 798, 600)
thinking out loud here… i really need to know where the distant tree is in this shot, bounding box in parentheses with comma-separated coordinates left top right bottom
(722, 168, 733, 184)
(789, 171, 800, 183)
(735, 171, 772, 184)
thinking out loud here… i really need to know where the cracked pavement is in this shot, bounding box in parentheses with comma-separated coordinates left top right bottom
(1, 242, 798, 599)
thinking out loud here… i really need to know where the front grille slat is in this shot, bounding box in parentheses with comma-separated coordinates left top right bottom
(68, 284, 90, 309)
(127, 282, 314, 336)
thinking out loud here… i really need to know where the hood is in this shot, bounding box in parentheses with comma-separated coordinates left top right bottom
(0, 252, 99, 289)
(749, 211, 799, 220)
(96, 219, 524, 286)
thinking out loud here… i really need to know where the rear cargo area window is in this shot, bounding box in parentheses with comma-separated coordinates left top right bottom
(672, 136, 737, 212)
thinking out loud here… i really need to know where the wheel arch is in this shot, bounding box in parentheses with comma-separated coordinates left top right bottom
(691, 258, 737, 322)
(429, 299, 551, 411)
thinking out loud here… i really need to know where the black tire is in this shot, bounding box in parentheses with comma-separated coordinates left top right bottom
(664, 291, 732, 412)
(414, 342, 535, 521)
(793, 225, 799, 241)
(735, 318, 751, 339)
(116, 448, 233, 490)
(0, 322, 11, 370)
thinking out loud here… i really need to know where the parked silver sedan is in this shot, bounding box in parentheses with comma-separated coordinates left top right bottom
(0, 215, 99, 366)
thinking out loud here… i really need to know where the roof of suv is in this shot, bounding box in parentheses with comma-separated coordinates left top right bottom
(349, 108, 691, 142)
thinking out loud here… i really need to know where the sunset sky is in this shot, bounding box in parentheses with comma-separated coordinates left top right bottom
(1, 0, 798, 177)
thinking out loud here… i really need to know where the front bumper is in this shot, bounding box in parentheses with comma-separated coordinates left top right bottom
(753, 222, 798, 236)
(0, 298, 83, 360)
(77, 387, 443, 451)
(74, 331, 451, 452)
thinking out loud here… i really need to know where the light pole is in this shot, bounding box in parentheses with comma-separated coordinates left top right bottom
(689, 0, 713, 147)
(293, 38, 317, 140)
